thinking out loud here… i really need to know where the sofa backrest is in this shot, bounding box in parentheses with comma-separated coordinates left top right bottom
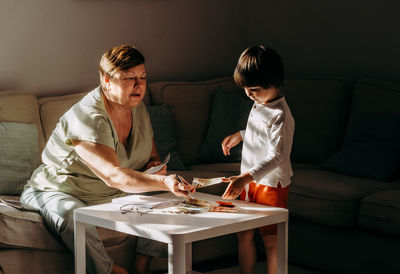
(0, 78, 353, 168)
(283, 79, 351, 164)
(39, 92, 87, 140)
(0, 91, 46, 152)
(0, 91, 46, 195)
(148, 77, 243, 165)
(148, 77, 352, 166)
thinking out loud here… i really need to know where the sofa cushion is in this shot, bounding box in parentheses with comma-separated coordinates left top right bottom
(0, 196, 67, 251)
(359, 188, 400, 235)
(322, 82, 400, 181)
(0, 195, 135, 252)
(39, 92, 87, 139)
(0, 122, 40, 195)
(147, 77, 243, 165)
(198, 90, 252, 163)
(282, 79, 350, 164)
(146, 104, 185, 170)
(0, 91, 45, 151)
(0, 249, 74, 274)
(288, 168, 392, 227)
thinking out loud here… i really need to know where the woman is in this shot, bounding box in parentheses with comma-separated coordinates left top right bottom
(20, 45, 194, 274)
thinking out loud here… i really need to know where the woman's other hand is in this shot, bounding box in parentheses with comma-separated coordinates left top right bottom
(146, 160, 167, 175)
(163, 174, 195, 198)
(221, 131, 243, 156)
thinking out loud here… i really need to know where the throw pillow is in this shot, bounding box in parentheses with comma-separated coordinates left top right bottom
(322, 83, 400, 181)
(0, 122, 40, 195)
(198, 90, 253, 163)
(146, 105, 185, 170)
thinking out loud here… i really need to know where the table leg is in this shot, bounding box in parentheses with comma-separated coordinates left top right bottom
(186, 242, 192, 273)
(168, 238, 186, 274)
(74, 220, 86, 274)
(277, 220, 288, 274)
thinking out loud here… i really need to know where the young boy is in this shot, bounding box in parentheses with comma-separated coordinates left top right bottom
(221, 45, 295, 274)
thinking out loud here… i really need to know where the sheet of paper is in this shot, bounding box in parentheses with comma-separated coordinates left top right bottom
(192, 177, 225, 188)
(144, 153, 170, 174)
(183, 198, 212, 207)
(112, 194, 178, 208)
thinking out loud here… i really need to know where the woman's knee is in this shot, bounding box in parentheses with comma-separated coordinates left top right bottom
(40, 194, 86, 234)
(20, 187, 40, 210)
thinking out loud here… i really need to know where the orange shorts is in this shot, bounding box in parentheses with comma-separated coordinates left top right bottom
(240, 182, 289, 235)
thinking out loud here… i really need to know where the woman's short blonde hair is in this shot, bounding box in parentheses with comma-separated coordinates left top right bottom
(99, 45, 145, 87)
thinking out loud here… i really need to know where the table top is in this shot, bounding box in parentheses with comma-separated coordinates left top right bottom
(74, 192, 288, 244)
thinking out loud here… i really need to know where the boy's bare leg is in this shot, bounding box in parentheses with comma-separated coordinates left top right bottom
(133, 253, 153, 274)
(262, 234, 277, 274)
(237, 229, 256, 274)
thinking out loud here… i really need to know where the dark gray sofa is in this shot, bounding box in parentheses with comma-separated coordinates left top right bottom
(147, 77, 400, 273)
(0, 77, 399, 273)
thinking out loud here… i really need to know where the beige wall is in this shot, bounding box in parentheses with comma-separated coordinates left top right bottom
(0, 0, 248, 96)
(248, 0, 400, 82)
(1, 0, 399, 96)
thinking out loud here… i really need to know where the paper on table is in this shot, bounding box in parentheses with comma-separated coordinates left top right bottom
(112, 194, 178, 208)
(144, 153, 170, 174)
(192, 177, 225, 188)
(183, 198, 212, 207)
(208, 206, 239, 213)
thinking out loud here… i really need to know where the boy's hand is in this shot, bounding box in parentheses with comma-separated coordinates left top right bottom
(222, 172, 253, 199)
(221, 131, 243, 156)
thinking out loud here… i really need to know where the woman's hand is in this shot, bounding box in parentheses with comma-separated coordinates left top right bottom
(163, 174, 195, 198)
(146, 160, 167, 175)
(146, 139, 167, 175)
(221, 131, 243, 156)
(221, 172, 253, 200)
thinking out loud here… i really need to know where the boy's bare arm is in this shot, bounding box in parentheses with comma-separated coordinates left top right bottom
(222, 172, 254, 199)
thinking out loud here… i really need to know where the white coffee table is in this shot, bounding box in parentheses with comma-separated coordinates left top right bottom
(74, 192, 288, 274)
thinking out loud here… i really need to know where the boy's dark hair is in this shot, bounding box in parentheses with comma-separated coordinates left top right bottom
(234, 45, 284, 89)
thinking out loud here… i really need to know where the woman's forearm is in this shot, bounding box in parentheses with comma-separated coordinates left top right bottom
(72, 139, 168, 193)
(107, 167, 168, 193)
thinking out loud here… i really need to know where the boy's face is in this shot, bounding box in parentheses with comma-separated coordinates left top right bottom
(244, 86, 281, 104)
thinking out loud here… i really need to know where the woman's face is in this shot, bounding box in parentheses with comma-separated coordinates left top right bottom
(104, 64, 147, 108)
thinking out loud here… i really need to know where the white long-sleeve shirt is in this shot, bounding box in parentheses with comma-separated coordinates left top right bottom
(241, 97, 295, 189)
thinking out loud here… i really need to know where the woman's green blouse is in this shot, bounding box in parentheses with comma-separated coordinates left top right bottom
(26, 87, 153, 205)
